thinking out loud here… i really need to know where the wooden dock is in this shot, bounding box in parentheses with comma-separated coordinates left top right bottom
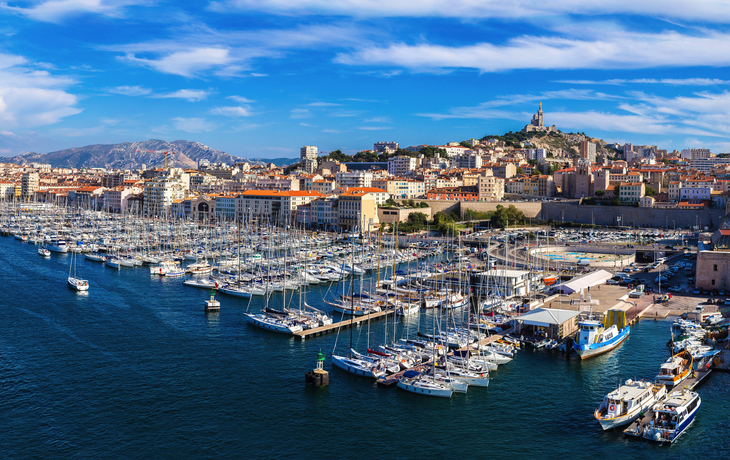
(294, 308, 396, 339)
(623, 366, 713, 438)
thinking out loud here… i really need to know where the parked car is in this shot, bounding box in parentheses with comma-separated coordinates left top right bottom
(719, 290, 726, 296)
(669, 285, 681, 292)
(693, 287, 701, 294)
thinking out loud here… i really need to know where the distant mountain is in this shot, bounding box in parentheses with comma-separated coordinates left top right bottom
(247, 157, 299, 166)
(7, 139, 249, 170)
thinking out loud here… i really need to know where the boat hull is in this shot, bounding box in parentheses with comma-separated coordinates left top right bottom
(575, 327, 630, 359)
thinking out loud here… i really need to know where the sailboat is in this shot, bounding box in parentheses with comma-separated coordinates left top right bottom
(68, 250, 89, 291)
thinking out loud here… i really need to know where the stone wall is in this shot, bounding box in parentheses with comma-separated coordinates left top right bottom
(418, 199, 543, 219)
(541, 201, 726, 230)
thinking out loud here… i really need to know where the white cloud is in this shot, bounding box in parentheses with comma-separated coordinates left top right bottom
(290, 108, 311, 119)
(364, 116, 390, 123)
(172, 117, 217, 133)
(208, 0, 730, 23)
(420, 89, 730, 138)
(357, 126, 391, 130)
(121, 48, 232, 78)
(307, 102, 341, 107)
(227, 95, 254, 103)
(211, 106, 252, 117)
(106, 23, 369, 77)
(1, 0, 147, 23)
(108, 85, 151, 96)
(556, 78, 730, 86)
(152, 89, 212, 101)
(0, 53, 81, 128)
(336, 31, 730, 72)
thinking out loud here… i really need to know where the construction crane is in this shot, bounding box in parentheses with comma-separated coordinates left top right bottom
(134, 148, 175, 169)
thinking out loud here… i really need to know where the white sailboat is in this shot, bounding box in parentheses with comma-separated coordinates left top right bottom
(67, 250, 89, 291)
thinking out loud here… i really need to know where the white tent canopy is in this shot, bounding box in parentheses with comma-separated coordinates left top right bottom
(552, 269, 614, 295)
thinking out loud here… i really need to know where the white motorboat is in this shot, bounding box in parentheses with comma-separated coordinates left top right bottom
(594, 379, 668, 430)
(38, 247, 50, 257)
(47, 240, 68, 253)
(656, 350, 692, 386)
(105, 258, 121, 269)
(643, 389, 701, 444)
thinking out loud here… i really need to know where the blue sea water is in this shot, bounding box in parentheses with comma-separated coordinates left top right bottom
(0, 237, 727, 459)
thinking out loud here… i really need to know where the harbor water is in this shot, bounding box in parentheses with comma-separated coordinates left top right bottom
(0, 237, 727, 458)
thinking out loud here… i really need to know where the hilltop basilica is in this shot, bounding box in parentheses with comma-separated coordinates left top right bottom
(522, 102, 557, 133)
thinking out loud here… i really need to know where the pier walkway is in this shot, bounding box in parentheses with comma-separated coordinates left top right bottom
(294, 309, 396, 339)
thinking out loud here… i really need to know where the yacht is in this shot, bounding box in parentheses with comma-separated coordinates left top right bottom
(656, 350, 692, 386)
(397, 370, 454, 398)
(47, 239, 68, 253)
(594, 379, 667, 430)
(331, 354, 387, 378)
(67, 277, 89, 291)
(642, 389, 701, 444)
(38, 247, 50, 257)
(243, 312, 303, 334)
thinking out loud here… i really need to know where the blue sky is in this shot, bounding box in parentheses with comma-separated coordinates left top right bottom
(3, 1, 730, 159)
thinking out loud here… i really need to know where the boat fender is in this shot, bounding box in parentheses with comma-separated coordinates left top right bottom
(609, 404, 616, 412)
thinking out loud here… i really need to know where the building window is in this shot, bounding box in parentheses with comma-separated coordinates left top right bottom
(712, 279, 716, 286)
(714, 265, 718, 271)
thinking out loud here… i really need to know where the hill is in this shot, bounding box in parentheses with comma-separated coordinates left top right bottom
(7, 139, 248, 170)
(482, 131, 617, 159)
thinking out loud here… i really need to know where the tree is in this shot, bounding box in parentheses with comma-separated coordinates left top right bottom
(407, 199, 416, 207)
(419, 146, 448, 159)
(531, 168, 541, 176)
(516, 167, 524, 175)
(595, 189, 605, 197)
(645, 186, 657, 196)
(319, 149, 352, 162)
(384, 197, 398, 207)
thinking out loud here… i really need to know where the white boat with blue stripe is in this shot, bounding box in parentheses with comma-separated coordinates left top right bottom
(643, 389, 701, 444)
(573, 307, 630, 359)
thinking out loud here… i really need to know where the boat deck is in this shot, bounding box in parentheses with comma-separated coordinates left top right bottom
(623, 367, 712, 438)
(294, 308, 396, 339)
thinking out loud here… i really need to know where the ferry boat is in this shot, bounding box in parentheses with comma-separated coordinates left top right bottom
(656, 350, 692, 386)
(573, 308, 630, 359)
(642, 389, 701, 444)
(594, 379, 667, 430)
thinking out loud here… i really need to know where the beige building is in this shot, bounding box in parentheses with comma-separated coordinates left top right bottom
(619, 182, 645, 204)
(338, 191, 379, 231)
(477, 175, 504, 201)
(371, 178, 425, 199)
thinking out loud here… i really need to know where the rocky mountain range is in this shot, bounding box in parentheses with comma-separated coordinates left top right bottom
(7, 139, 253, 170)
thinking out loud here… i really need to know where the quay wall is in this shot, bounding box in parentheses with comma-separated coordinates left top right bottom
(419, 200, 543, 219)
(541, 201, 726, 230)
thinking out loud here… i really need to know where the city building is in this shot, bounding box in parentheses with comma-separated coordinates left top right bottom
(580, 141, 596, 164)
(300, 145, 318, 173)
(337, 191, 379, 231)
(387, 156, 417, 176)
(374, 141, 399, 153)
(21, 172, 39, 201)
(619, 182, 645, 204)
(335, 171, 373, 189)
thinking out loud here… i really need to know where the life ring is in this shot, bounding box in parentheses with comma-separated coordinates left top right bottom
(609, 404, 616, 412)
